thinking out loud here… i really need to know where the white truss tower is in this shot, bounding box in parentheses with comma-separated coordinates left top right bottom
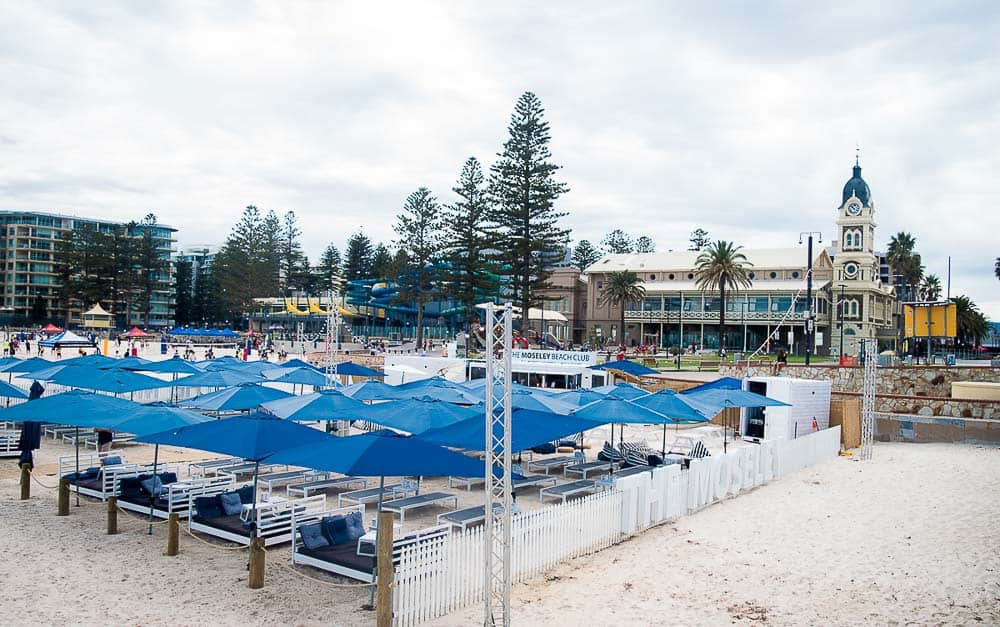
(860, 339, 877, 460)
(483, 303, 513, 627)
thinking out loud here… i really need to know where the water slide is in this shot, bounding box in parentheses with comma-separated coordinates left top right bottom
(284, 298, 309, 315)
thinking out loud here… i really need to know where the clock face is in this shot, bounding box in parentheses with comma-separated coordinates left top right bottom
(844, 262, 859, 278)
(847, 202, 862, 216)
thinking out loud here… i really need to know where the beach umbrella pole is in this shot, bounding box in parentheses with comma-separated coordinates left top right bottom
(369, 475, 386, 606)
(75, 427, 80, 507)
(147, 444, 159, 534)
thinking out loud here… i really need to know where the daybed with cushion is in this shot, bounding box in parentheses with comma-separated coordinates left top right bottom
(0, 430, 19, 457)
(58, 454, 177, 501)
(116, 475, 236, 519)
(189, 492, 326, 547)
(291, 505, 450, 583)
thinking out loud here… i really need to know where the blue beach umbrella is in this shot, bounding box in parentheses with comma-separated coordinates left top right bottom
(1, 357, 58, 374)
(589, 360, 659, 377)
(342, 379, 399, 401)
(260, 388, 367, 422)
(590, 382, 649, 400)
(181, 383, 293, 412)
(276, 358, 322, 371)
(680, 387, 791, 452)
(387, 379, 478, 404)
(362, 396, 482, 434)
(262, 367, 332, 388)
(327, 361, 385, 378)
(573, 395, 674, 456)
(475, 389, 576, 414)
(551, 389, 605, 407)
(104, 356, 152, 369)
(168, 369, 263, 388)
(418, 409, 604, 452)
(136, 357, 204, 375)
(0, 380, 28, 399)
(632, 388, 711, 453)
(46, 367, 169, 395)
(55, 354, 120, 368)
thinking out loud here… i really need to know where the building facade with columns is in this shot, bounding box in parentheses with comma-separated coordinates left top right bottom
(582, 162, 896, 356)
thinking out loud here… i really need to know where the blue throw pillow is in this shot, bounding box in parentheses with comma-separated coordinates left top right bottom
(101, 456, 122, 466)
(236, 485, 255, 504)
(345, 511, 365, 541)
(119, 477, 144, 499)
(321, 515, 350, 545)
(141, 476, 164, 497)
(159, 472, 178, 485)
(194, 495, 224, 519)
(299, 522, 329, 550)
(219, 491, 243, 516)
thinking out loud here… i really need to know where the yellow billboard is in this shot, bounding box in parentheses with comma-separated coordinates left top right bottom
(903, 303, 957, 338)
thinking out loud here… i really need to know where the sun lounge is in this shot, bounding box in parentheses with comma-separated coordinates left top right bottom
(116, 475, 236, 519)
(447, 476, 486, 491)
(610, 464, 655, 479)
(189, 492, 327, 547)
(44, 425, 79, 440)
(286, 476, 368, 498)
(0, 430, 18, 457)
(291, 505, 451, 583)
(83, 432, 135, 450)
(437, 503, 504, 531)
(526, 456, 576, 475)
(58, 454, 179, 501)
(188, 457, 243, 477)
(257, 469, 328, 494)
(564, 460, 618, 479)
(214, 461, 284, 478)
(512, 473, 558, 491)
(338, 483, 418, 507)
(539, 479, 598, 504)
(381, 492, 459, 522)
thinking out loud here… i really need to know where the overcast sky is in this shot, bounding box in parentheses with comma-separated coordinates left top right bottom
(1, 2, 997, 318)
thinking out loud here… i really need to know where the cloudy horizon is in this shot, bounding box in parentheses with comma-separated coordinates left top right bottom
(1, 2, 997, 318)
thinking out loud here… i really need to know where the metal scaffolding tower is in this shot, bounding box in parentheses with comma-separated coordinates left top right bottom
(860, 339, 877, 460)
(483, 303, 513, 626)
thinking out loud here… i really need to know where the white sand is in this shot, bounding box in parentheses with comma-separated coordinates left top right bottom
(2, 442, 997, 625)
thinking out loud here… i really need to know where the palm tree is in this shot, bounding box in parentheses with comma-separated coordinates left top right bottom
(995, 257, 999, 280)
(600, 270, 645, 348)
(886, 231, 923, 288)
(952, 295, 989, 346)
(694, 241, 753, 354)
(920, 274, 942, 301)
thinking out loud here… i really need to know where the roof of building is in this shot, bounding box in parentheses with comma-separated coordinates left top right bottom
(842, 163, 871, 206)
(584, 247, 827, 274)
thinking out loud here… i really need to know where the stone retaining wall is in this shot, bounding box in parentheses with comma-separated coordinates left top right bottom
(720, 363, 998, 397)
(832, 391, 996, 420)
(874, 413, 1000, 444)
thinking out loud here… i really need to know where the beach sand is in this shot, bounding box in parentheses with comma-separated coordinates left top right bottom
(2, 441, 997, 625)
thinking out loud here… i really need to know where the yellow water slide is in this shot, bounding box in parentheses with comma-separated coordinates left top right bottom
(284, 298, 309, 315)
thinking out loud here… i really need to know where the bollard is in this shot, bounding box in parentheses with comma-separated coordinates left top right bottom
(248, 537, 265, 589)
(57, 479, 69, 516)
(376, 510, 395, 627)
(166, 513, 179, 556)
(20, 463, 31, 500)
(107, 496, 118, 535)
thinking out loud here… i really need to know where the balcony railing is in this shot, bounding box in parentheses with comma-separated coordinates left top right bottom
(624, 309, 810, 323)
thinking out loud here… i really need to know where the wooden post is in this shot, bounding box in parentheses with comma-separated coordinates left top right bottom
(376, 510, 395, 627)
(19, 463, 31, 500)
(248, 537, 265, 589)
(107, 496, 118, 535)
(57, 479, 69, 516)
(166, 513, 179, 556)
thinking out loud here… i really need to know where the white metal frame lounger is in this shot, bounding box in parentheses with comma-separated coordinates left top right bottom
(564, 460, 618, 479)
(338, 483, 417, 507)
(512, 474, 558, 491)
(447, 476, 486, 491)
(437, 503, 503, 531)
(286, 476, 368, 497)
(257, 469, 328, 494)
(539, 480, 597, 504)
(188, 457, 243, 477)
(527, 456, 576, 475)
(381, 492, 459, 522)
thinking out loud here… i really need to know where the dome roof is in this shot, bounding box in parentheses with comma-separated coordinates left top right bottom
(842, 163, 871, 206)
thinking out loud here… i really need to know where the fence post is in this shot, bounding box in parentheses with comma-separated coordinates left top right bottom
(57, 479, 69, 516)
(107, 496, 118, 535)
(248, 537, 265, 589)
(166, 513, 179, 556)
(376, 510, 395, 627)
(19, 463, 31, 500)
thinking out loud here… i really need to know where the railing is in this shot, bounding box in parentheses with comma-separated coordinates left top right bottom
(625, 310, 809, 323)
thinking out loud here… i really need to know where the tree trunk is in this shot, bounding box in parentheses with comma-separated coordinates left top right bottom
(718, 280, 727, 355)
(415, 300, 424, 348)
(620, 304, 626, 349)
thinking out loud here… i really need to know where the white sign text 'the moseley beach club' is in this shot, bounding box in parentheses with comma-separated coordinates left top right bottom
(510, 351, 599, 365)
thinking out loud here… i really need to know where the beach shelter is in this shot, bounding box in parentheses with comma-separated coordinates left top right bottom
(0, 357, 53, 375)
(134, 413, 336, 534)
(591, 382, 649, 400)
(42, 323, 63, 334)
(361, 396, 482, 435)
(0, 380, 29, 400)
(387, 378, 479, 404)
(167, 369, 263, 388)
(262, 366, 332, 388)
(276, 358, 321, 371)
(137, 356, 204, 375)
(679, 376, 743, 394)
(327, 361, 385, 378)
(679, 387, 791, 452)
(551, 389, 605, 407)
(589, 360, 659, 377)
(472, 388, 576, 414)
(181, 383, 293, 412)
(46, 367, 169, 396)
(125, 327, 152, 338)
(0, 356, 21, 369)
(39, 330, 96, 348)
(102, 356, 152, 369)
(58, 353, 120, 368)
(81, 304, 114, 329)
(260, 388, 367, 422)
(342, 379, 399, 402)
(631, 388, 711, 452)
(418, 409, 604, 452)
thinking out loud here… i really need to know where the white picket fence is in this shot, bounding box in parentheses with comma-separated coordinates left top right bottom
(393, 490, 625, 626)
(392, 426, 841, 625)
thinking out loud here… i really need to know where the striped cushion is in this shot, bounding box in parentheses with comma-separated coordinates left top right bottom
(619, 441, 658, 467)
(690, 441, 710, 458)
(597, 441, 624, 463)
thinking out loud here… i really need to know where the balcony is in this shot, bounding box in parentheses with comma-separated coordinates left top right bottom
(625, 309, 809, 323)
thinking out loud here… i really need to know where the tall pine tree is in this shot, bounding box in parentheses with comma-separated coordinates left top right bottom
(488, 92, 570, 333)
(444, 157, 497, 327)
(571, 240, 601, 271)
(174, 260, 194, 326)
(316, 244, 342, 291)
(278, 210, 306, 293)
(343, 231, 374, 283)
(371, 243, 394, 279)
(394, 187, 443, 347)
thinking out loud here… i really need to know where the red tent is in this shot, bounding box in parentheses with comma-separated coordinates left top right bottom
(42, 323, 63, 334)
(125, 327, 152, 338)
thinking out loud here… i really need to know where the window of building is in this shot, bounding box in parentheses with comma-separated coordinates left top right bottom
(649, 274, 656, 281)
(792, 271, 800, 279)
(687, 273, 694, 280)
(769, 272, 777, 279)
(665, 296, 681, 311)
(748, 271, 755, 280)
(668, 273, 675, 280)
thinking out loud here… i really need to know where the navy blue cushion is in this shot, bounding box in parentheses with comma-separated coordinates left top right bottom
(321, 515, 351, 545)
(530, 443, 557, 454)
(119, 477, 144, 499)
(345, 511, 365, 541)
(159, 472, 178, 485)
(101, 456, 122, 466)
(299, 522, 329, 550)
(141, 476, 164, 497)
(219, 491, 243, 516)
(194, 495, 224, 519)
(236, 485, 255, 504)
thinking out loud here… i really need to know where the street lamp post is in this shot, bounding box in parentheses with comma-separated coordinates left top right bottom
(837, 284, 847, 359)
(741, 299, 748, 353)
(799, 232, 822, 365)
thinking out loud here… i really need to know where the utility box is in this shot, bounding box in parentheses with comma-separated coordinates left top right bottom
(741, 376, 832, 442)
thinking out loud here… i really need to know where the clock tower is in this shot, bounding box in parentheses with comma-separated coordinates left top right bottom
(831, 158, 894, 356)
